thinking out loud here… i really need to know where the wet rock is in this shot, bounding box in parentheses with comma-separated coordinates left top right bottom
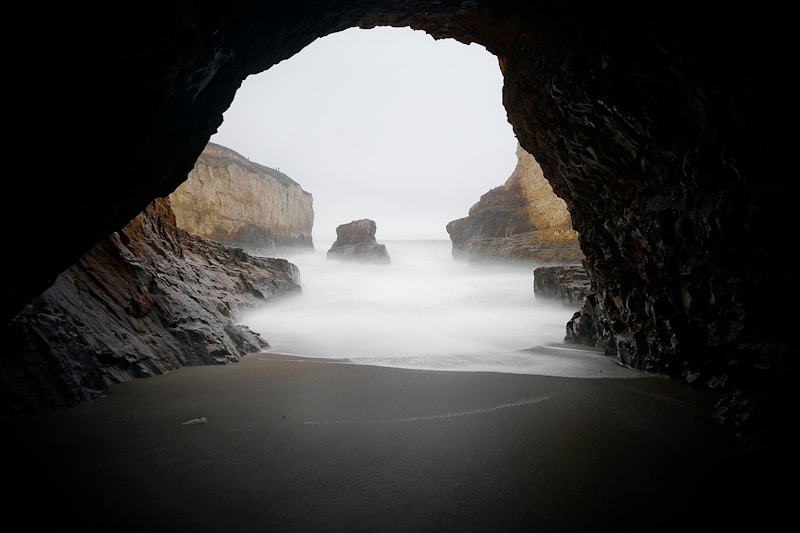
(534, 264, 591, 307)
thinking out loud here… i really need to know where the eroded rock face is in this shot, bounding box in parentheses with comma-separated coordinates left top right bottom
(6, 2, 794, 444)
(327, 219, 390, 264)
(447, 142, 583, 264)
(169, 142, 314, 254)
(4, 198, 301, 417)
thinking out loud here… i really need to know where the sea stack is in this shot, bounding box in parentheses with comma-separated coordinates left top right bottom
(327, 219, 390, 264)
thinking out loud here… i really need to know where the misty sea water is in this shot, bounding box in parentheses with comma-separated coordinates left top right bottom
(241, 239, 645, 378)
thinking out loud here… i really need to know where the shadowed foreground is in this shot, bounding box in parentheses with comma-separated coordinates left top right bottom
(3, 353, 792, 531)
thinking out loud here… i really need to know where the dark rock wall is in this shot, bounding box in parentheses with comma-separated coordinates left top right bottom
(4, 198, 300, 418)
(499, 12, 793, 441)
(4, 2, 793, 444)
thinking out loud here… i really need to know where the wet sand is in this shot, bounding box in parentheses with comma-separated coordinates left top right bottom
(3, 352, 792, 531)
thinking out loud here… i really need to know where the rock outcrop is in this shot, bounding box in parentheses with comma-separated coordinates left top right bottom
(326, 219, 390, 264)
(3, 197, 301, 418)
(564, 293, 608, 354)
(533, 264, 591, 308)
(169, 142, 314, 254)
(446, 142, 583, 264)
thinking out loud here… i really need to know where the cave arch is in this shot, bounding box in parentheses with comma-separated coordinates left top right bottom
(211, 25, 519, 242)
(7, 2, 792, 443)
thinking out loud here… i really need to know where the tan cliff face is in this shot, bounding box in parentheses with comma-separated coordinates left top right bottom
(508, 141, 580, 244)
(169, 142, 315, 253)
(447, 142, 583, 263)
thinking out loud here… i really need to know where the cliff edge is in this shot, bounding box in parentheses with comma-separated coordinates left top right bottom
(170, 142, 314, 254)
(446, 142, 583, 264)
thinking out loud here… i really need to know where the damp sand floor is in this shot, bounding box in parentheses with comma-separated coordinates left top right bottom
(3, 351, 794, 532)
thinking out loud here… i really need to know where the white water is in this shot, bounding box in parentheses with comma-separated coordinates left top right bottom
(240, 240, 647, 378)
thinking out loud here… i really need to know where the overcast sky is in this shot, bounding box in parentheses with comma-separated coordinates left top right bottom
(211, 26, 518, 242)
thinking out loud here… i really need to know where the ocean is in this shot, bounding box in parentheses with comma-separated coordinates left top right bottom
(240, 239, 647, 379)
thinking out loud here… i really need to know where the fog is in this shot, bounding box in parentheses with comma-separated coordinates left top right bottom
(240, 241, 646, 379)
(218, 28, 644, 379)
(210, 26, 518, 241)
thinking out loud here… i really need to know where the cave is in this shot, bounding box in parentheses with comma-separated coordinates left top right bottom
(5, 0, 793, 475)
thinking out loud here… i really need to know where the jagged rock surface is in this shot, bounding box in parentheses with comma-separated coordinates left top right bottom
(327, 219, 391, 264)
(169, 142, 314, 254)
(565, 293, 609, 354)
(447, 142, 583, 264)
(4, 197, 301, 417)
(533, 264, 591, 308)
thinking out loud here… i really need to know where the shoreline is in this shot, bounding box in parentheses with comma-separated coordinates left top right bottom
(253, 341, 658, 380)
(3, 352, 791, 531)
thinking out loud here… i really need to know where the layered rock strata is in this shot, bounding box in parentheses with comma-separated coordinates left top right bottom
(4, 197, 301, 417)
(447, 142, 583, 264)
(327, 219, 391, 264)
(169, 142, 314, 254)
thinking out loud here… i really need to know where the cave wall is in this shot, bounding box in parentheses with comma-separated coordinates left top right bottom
(5, 2, 793, 443)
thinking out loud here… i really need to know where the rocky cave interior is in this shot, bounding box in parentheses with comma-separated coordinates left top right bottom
(4, 1, 794, 452)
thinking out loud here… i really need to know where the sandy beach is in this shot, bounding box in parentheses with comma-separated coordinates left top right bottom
(3, 352, 792, 532)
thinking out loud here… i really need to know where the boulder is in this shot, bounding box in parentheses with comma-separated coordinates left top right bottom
(327, 219, 390, 264)
(533, 264, 591, 307)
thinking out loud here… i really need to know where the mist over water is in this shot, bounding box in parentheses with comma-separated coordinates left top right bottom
(241, 240, 645, 378)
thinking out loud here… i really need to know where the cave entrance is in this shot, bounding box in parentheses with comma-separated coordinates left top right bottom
(204, 26, 586, 376)
(210, 26, 518, 242)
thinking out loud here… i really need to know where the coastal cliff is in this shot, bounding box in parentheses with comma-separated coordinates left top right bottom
(170, 142, 314, 253)
(446, 142, 583, 264)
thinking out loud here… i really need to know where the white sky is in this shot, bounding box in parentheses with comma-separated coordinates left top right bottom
(211, 26, 518, 242)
